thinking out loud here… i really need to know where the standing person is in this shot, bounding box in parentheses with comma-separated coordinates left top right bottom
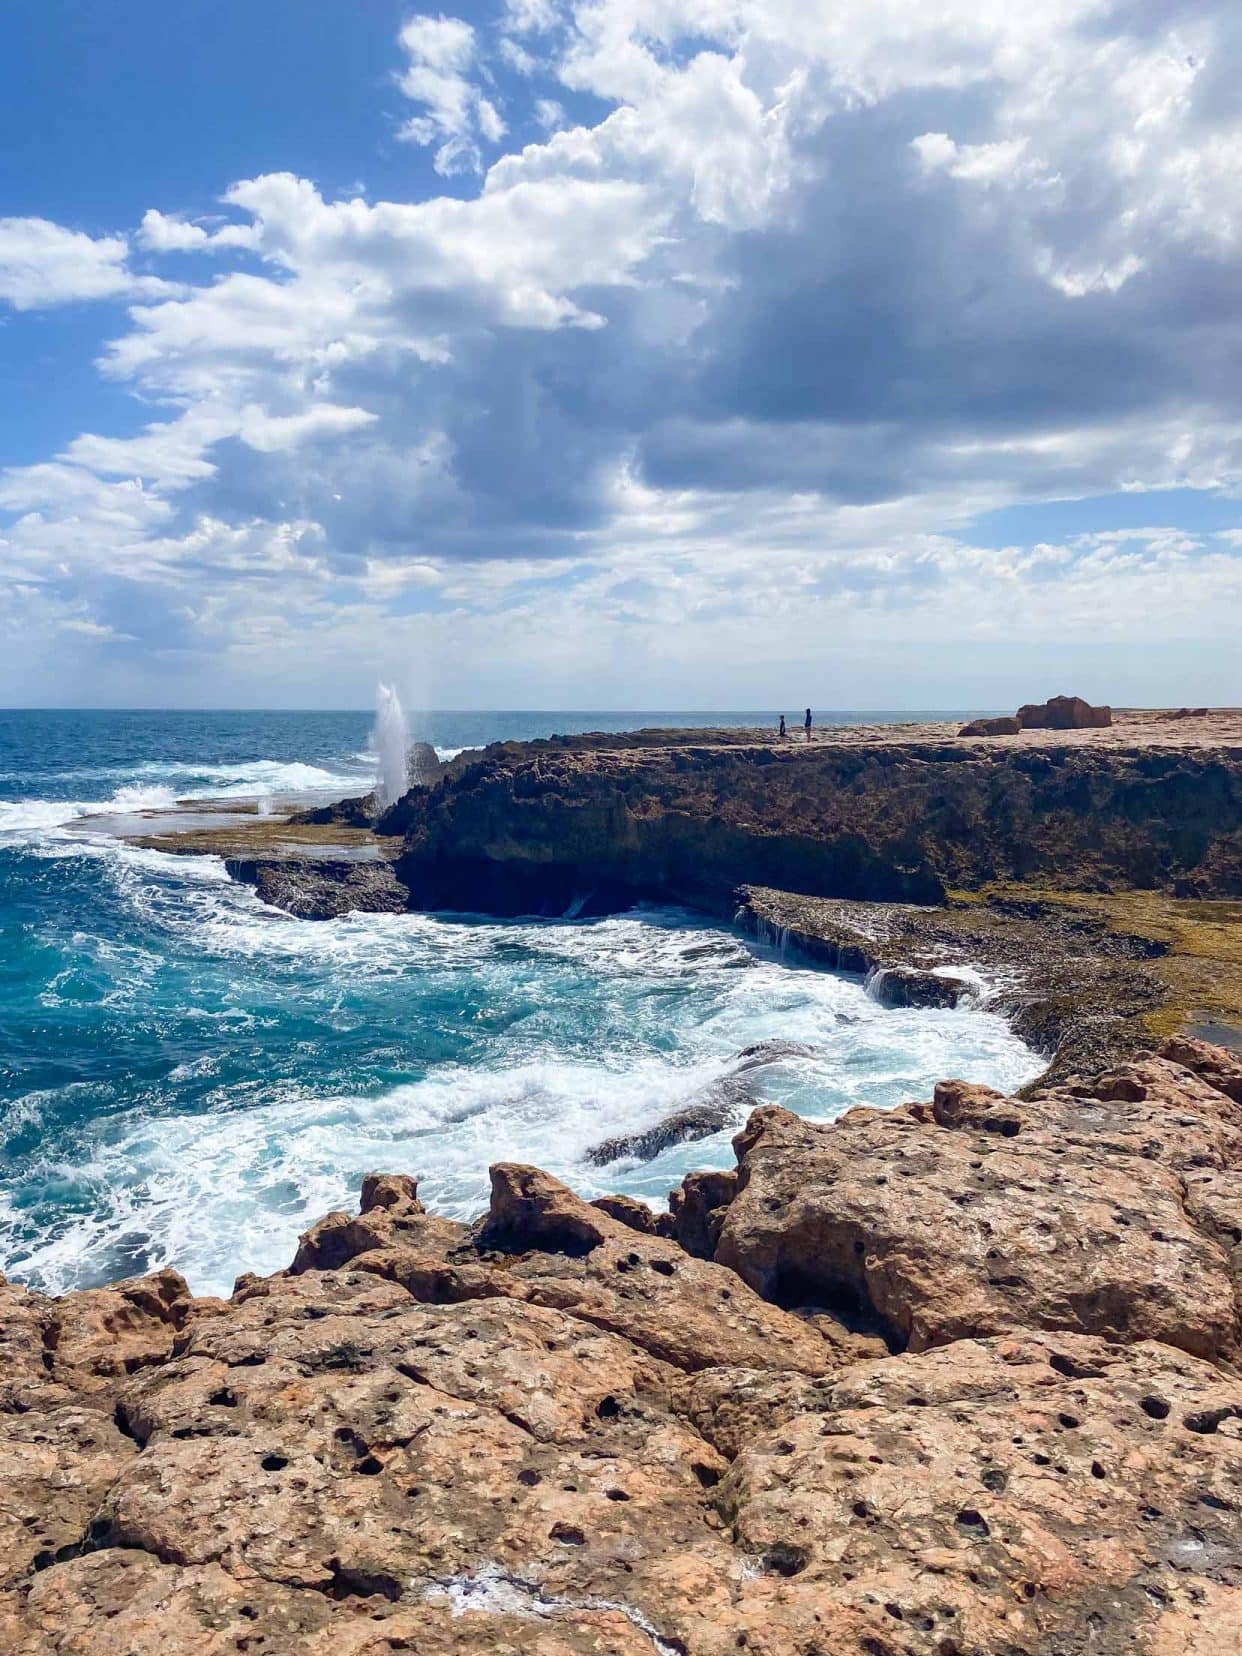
(778, 714, 786, 738)
(804, 707, 813, 743)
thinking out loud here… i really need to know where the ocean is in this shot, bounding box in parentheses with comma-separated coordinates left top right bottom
(0, 709, 1040, 1299)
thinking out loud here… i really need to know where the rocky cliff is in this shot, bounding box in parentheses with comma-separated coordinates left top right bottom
(377, 737, 1242, 914)
(2, 1038, 1240, 1653)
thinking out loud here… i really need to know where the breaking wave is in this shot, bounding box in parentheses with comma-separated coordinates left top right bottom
(0, 710, 1042, 1299)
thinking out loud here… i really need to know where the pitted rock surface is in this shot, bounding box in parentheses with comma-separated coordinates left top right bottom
(715, 1057, 1242, 1362)
(1, 1043, 1241, 1653)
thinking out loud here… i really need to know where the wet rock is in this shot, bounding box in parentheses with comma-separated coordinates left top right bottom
(584, 1081, 754, 1167)
(407, 740, 444, 788)
(730, 1040, 819, 1072)
(867, 964, 967, 1008)
(228, 857, 411, 919)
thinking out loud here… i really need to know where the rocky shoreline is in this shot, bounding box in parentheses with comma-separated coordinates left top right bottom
(17, 711, 1237, 1651)
(2, 1037, 1240, 1652)
(242, 717, 1240, 1081)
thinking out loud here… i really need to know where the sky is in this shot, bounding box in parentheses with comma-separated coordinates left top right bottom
(1, 0, 1240, 710)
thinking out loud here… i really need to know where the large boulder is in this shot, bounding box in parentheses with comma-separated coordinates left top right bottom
(228, 857, 411, 919)
(712, 1056, 1242, 1362)
(1017, 694, 1113, 729)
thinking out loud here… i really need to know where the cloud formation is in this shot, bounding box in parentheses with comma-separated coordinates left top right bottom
(1, 0, 1240, 706)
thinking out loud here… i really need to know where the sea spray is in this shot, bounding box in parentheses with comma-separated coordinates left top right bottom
(373, 684, 410, 812)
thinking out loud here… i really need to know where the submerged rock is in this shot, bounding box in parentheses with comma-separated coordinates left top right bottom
(584, 1079, 755, 1166)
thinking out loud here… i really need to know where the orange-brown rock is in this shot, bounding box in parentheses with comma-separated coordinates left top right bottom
(1017, 694, 1113, 729)
(715, 1056, 1242, 1361)
(3, 1045, 1242, 1653)
(958, 714, 1021, 736)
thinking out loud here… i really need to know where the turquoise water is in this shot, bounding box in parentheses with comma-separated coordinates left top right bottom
(0, 710, 1039, 1298)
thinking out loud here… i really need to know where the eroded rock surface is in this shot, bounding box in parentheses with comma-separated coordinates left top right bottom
(2, 1045, 1241, 1653)
(716, 1056, 1242, 1362)
(227, 857, 411, 920)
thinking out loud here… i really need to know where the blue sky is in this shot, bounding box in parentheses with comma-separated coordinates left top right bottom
(1, 0, 1239, 708)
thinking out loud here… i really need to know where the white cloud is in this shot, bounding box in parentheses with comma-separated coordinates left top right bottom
(396, 13, 507, 175)
(2, 0, 1241, 704)
(137, 209, 259, 254)
(534, 98, 565, 130)
(0, 217, 174, 310)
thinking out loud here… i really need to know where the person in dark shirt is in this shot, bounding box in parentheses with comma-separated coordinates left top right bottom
(804, 707, 813, 742)
(778, 714, 786, 738)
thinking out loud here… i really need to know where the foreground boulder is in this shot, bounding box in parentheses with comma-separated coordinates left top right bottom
(2, 1043, 1241, 1653)
(714, 1056, 1242, 1362)
(227, 857, 411, 919)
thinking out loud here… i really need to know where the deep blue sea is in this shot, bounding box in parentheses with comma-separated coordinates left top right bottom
(0, 709, 1039, 1298)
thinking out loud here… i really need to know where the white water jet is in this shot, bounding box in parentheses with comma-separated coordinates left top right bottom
(373, 683, 409, 812)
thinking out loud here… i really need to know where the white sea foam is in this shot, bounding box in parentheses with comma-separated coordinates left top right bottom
(0, 887, 1042, 1298)
(0, 738, 1044, 1301)
(0, 783, 179, 836)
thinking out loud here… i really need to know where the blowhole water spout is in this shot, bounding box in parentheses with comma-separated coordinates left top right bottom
(373, 683, 410, 813)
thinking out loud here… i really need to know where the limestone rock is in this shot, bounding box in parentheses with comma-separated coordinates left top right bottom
(384, 735, 1242, 910)
(1160, 1033, 1242, 1104)
(469, 1165, 836, 1375)
(1017, 693, 1113, 729)
(5, 1045, 1242, 1653)
(584, 1079, 753, 1166)
(958, 715, 1021, 736)
(717, 1332, 1242, 1655)
(714, 1059, 1242, 1361)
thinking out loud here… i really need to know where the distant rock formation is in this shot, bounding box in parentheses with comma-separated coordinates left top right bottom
(407, 740, 443, 787)
(379, 736, 1241, 908)
(960, 694, 1113, 736)
(1016, 693, 1113, 729)
(958, 714, 1021, 736)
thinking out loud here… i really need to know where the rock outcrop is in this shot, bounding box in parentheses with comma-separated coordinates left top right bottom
(225, 857, 410, 920)
(1017, 694, 1113, 730)
(714, 1055, 1242, 1362)
(958, 714, 1022, 736)
(585, 1079, 757, 1167)
(960, 697, 1113, 737)
(380, 736, 1242, 913)
(3, 1044, 1241, 1653)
